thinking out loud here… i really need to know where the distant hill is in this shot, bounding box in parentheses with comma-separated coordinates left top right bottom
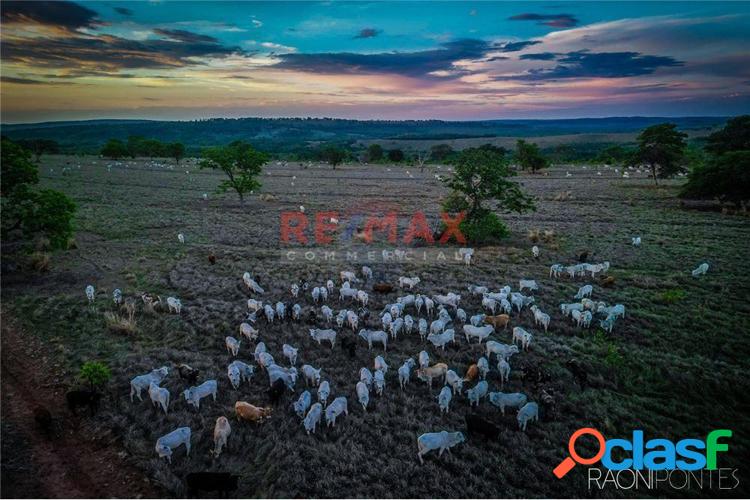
(1, 116, 728, 154)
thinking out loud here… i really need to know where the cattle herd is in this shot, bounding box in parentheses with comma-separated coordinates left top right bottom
(80, 237, 711, 494)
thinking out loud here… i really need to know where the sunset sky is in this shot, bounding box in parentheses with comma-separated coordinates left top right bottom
(1, 1, 749, 123)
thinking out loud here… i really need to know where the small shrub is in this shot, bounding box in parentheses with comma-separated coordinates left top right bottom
(79, 361, 112, 390)
(459, 212, 509, 244)
(657, 288, 687, 304)
(527, 229, 540, 243)
(29, 252, 50, 272)
(542, 229, 556, 243)
(604, 343, 624, 367)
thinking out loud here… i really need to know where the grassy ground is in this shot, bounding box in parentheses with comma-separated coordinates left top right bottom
(2, 155, 749, 498)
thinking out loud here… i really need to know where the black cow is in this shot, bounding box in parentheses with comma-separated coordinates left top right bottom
(66, 390, 101, 416)
(33, 406, 53, 436)
(185, 472, 239, 498)
(340, 336, 356, 358)
(178, 364, 200, 384)
(465, 414, 501, 440)
(267, 379, 286, 404)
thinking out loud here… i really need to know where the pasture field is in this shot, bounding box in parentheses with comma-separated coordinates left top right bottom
(2, 155, 749, 498)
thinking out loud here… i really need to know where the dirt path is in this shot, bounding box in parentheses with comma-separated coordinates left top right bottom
(1, 312, 164, 498)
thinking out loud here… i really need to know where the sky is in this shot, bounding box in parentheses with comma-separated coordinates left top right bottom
(1, 1, 749, 123)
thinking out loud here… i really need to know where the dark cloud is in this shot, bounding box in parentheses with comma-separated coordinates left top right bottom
(506, 51, 683, 80)
(153, 28, 220, 44)
(1, 33, 246, 74)
(1, 76, 46, 85)
(495, 40, 542, 52)
(520, 52, 557, 61)
(114, 7, 133, 16)
(1, 1, 100, 30)
(509, 13, 579, 28)
(354, 28, 380, 39)
(273, 39, 492, 78)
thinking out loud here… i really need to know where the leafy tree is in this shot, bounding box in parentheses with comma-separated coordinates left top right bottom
(79, 361, 112, 391)
(430, 144, 453, 162)
(705, 115, 750, 156)
(595, 145, 631, 165)
(1, 139, 76, 248)
(515, 139, 549, 172)
(127, 135, 146, 158)
(442, 148, 535, 243)
(681, 151, 750, 205)
(387, 149, 404, 162)
(101, 139, 128, 159)
(321, 146, 346, 169)
(367, 144, 383, 162)
(477, 143, 508, 157)
(142, 138, 165, 158)
(168, 142, 186, 164)
(635, 123, 687, 184)
(16, 139, 59, 162)
(199, 140, 268, 202)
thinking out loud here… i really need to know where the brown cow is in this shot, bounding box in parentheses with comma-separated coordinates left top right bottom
(483, 314, 510, 331)
(463, 364, 479, 382)
(235, 402, 272, 423)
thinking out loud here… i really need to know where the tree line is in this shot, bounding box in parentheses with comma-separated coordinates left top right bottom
(101, 136, 185, 163)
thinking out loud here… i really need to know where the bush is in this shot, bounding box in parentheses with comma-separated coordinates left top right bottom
(79, 361, 112, 390)
(681, 151, 750, 206)
(29, 252, 51, 272)
(457, 211, 509, 244)
(657, 288, 687, 304)
(104, 302, 137, 335)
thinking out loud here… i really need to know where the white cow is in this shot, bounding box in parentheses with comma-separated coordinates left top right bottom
(130, 366, 169, 402)
(489, 391, 527, 415)
(359, 329, 388, 351)
(445, 370, 463, 395)
(463, 324, 493, 344)
(182, 380, 218, 410)
(417, 431, 465, 464)
(398, 358, 416, 389)
(309, 328, 337, 347)
(301, 365, 322, 387)
(356, 381, 370, 411)
(292, 391, 312, 418)
(574, 284, 593, 299)
(399, 276, 421, 289)
(486, 341, 519, 362)
(227, 360, 254, 389)
(283, 344, 299, 365)
(438, 386, 452, 414)
(239, 322, 258, 342)
(466, 380, 489, 407)
(317, 380, 330, 406)
(325, 397, 348, 427)
(167, 296, 182, 314)
(374, 369, 386, 396)
(155, 427, 191, 463)
(213, 417, 231, 457)
(517, 402, 539, 431)
(148, 382, 170, 414)
(303, 403, 323, 434)
(243, 272, 264, 293)
(418, 351, 430, 370)
(519, 279, 539, 292)
(225, 336, 241, 357)
(692, 262, 709, 277)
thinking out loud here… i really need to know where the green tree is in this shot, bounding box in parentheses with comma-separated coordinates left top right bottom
(442, 148, 535, 243)
(705, 115, 750, 156)
(101, 139, 128, 159)
(515, 139, 549, 172)
(16, 139, 60, 162)
(635, 123, 687, 184)
(387, 149, 404, 162)
(1, 139, 76, 249)
(168, 142, 186, 164)
(430, 144, 454, 162)
(79, 361, 112, 391)
(199, 140, 267, 202)
(127, 135, 146, 158)
(367, 144, 383, 162)
(321, 146, 346, 169)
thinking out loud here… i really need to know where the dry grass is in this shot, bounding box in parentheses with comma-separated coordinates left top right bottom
(104, 302, 137, 335)
(28, 252, 50, 272)
(553, 190, 572, 201)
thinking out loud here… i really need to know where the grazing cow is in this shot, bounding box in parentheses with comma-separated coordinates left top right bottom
(574, 284, 593, 300)
(309, 328, 337, 348)
(477, 357, 489, 380)
(359, 367, 374, 388)
(303, 403, 323, 434)
(427, 330, 455, 351)
(243, 273, 264, 293)
(497, 358, 511, 385)
(225, 336, 241, 357)
(267, 364, 297, 390)
(356, 381, 370, 411)
(486, 341, 519, 362)
(213, 417, 231, 457)
(85, 285, 95, 303)
(438, 386, 452, 414)
(235, 401, 272, 422)
(325, 397, 348, 427)
(466, 381, 489, 407)
(416, 363, 448, 389)
(399, 276, 421, 289)
(185, 472, 239, 498)
(253, 342, 266, 362)
(275, 302, 286, 321)
(155, 427, 191, 463)
(247, 299, 263, 313)
(177, 364, 199, 384)
(148, 382, 170, 415)
(267, 379, 286, 404)
(483, 314, 510, 331)
(301, 365, 322, 387)
(130, 366, 169, 402)
(167, 296, 182, 314)
(518, 279, 538, 293)
(291, 283, 300, 298)
(293, 391, 312, 419)
(374, 355, 389, 374)
(362, 266, 373, 280)
(358, 329, 388, 351)
(66, 390, 101, 416)
(489, 392, 527, 415)
(517, 402, 539, 431)
(465, 414, 500, 440)
(416, 431, 465, 464)
(418, 318, 428, 340)
(183, 380, 218, 410)
(418, 351, 429, 370)
(463, 324, 493, 344)
(692, 262, 709, 277)
(445, 370, 463, 395)
(374, 369, 386, 396)
(263, 304, 275, 323)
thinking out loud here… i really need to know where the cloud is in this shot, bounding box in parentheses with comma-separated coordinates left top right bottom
(260, 42, 297, 53)
(354, 28, 380, 39)
(252, 19, 263, 28)
(153, 28, 219, 44)
(273, 39, 492, 78)
(519, 52, 557, 61)
(2, 1, 101, 31)
(496, 40, 542, 52)
(114, 7, 133, 16)
(509, 13, 579, 28)
(1, 76, 46, 85)
(508, 51, 683, 80)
